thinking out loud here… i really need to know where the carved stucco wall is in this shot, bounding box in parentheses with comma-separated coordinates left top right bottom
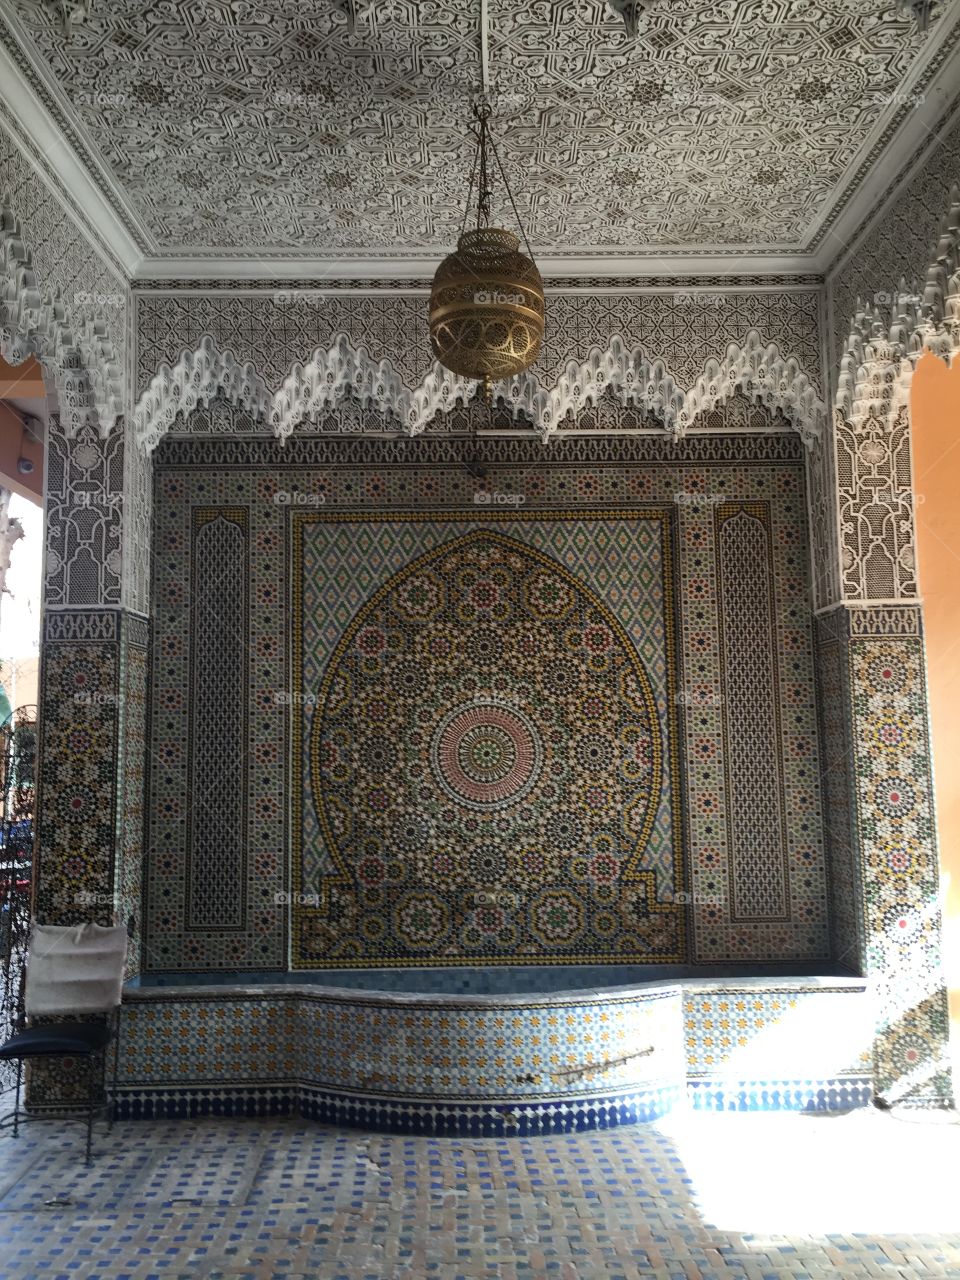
(0, 117, 126, 436)
(824, 108, 960, 608)
(131, 289, 832, 617)
(827, 106, 960, 394)
(133, 286, 823, 438)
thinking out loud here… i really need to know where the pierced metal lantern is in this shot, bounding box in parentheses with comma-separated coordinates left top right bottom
(429, 104, 544, 400)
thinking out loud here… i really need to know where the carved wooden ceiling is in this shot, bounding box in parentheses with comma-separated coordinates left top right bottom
(1, 0, 958, 272)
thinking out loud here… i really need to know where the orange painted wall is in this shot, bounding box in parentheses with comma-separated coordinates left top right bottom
(0, 354, 44, 399)
(910, 352, 960, 1047)
(0, 402, 43, 502)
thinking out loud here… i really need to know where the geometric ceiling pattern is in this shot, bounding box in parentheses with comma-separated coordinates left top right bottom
(0, 0, 952, 259)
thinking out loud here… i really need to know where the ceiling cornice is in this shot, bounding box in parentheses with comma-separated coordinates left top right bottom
(0, 30, 144, 276)
(130, 251, 822, 283)
(825, 94, 960, 285)
(130, 276, 823, 294)
(813, 10, 960, 271)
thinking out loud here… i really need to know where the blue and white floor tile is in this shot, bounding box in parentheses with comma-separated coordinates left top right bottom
(0, 1106, 957, 1278)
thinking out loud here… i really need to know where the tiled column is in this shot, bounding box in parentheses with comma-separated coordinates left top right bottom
(848, 606, 951, 1105)
(34, 416, 151, 977)
(816, 603, 952, 1105)
(814, 608, 865, 976)
(813, 388, 954, 1105)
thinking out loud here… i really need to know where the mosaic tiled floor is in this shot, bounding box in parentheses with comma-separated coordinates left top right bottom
(0, 1107, 958, 1279)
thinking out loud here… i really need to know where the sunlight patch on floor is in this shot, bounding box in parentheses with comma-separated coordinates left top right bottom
(656, 1105, 960, 1235)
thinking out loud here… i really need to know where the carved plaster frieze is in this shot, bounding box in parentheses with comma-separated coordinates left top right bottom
(680, 336, 823, 446)
(135, 329, 826, 452)
(836, 184, 960, 434)
(0, 198, 123, 435)
(133, 335, 270, 453)
(828, 185, 960, 605)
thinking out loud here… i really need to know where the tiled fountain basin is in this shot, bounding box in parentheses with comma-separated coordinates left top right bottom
(116, 966, 871, 1134)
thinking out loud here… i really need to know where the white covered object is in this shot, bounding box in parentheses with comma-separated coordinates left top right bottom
(24, 923, 127, 1017)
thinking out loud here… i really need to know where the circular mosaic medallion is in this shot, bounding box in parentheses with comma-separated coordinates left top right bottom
(311, 530, 667, 961)
(889, 1031, 934, 1074)
(394, 889, 450, 951)
(873, 776, 917, 819)
(866, 652, 908, 693)
(529, 887, 584, 945)
(431, 700, 543, 810)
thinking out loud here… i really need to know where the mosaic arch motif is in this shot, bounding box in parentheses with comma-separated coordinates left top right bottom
(301, 528, 683, 966)
(144, 444, 821, 973)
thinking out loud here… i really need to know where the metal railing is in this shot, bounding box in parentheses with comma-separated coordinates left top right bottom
(0, 705, 35, 1096)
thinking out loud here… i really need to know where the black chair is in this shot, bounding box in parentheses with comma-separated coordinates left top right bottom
(0, 922, 127, 1164)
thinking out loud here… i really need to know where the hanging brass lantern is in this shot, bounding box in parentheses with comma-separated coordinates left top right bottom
(429, 103, 544, 401)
